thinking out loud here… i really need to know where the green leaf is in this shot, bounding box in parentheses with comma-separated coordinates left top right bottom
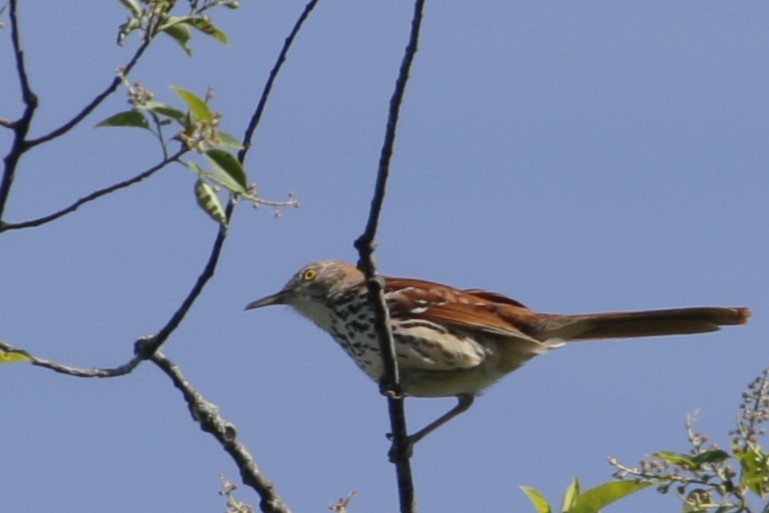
(654, 450, 730, 470)
(117, 0, 142, 17)
(186, 159, 246, 197)
(95, 110, 150, 130)
(520, 486, 552, 513)
(739, 447, 769, 497)
(194, 179, 227, 225)
(561, 477, 580, 512)
(117, 17, 142, 46)
(691, 449, 731, 466)
(170, 85, 212, 122)
(567, 481, 650, 513)
(185, 161, 208, 178)
(1, 350, 31, 364)
(204, 149, 248, 193)
(162, 22, 193, 57)
(216, 131, 244, 149)
(141, 101, 187, 124)
(653, 451, 698, 468)
(186, 17, 228, 44)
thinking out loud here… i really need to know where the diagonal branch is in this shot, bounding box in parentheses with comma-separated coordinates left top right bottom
(25, 39, 151, 149)
(1, 2, 152, 222)
(238, 0, 320, 163)
(0, 198, 234, 378)
(353, 1, 426, 512)
(0, 148, 187, 232)
(135, 200, 236, 359)
(151, 351, 292, 513)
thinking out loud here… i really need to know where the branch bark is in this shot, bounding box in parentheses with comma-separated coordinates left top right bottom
(0, 149, 187, 232)
(239, 0, 321, 163)
(354, 1, 427, 512)
(0, 0, 38, 221)
(152, 351, 292, 513)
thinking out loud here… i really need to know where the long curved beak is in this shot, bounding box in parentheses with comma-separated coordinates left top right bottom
(244, 290, 288, 310)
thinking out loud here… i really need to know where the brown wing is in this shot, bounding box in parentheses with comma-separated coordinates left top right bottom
(381, 276, 749, 345)
(384, 277, 543, 340)
(461, 289, 529, 309)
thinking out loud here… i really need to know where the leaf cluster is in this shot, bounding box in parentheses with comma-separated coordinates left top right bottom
(118, 0, 236, 54)
(97, 83, 250, 224)
(609, 368, 769, 513)
(522, 368, 769, 513)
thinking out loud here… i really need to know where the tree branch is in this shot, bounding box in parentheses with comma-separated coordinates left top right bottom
(0, 339, 143, 377)
(135, 200, 236, 358)
(0, 0, 39, 221)
(0, 148, 186, 232)
(25, 39, 151, 149)
(151, 351, 292, 513)
(353, 0, 426, 511)
(0, 196, 234, 377)
(238, 0, 320, 163)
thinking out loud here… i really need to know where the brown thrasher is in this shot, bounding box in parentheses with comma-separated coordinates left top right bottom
(246, 260, 750, 449)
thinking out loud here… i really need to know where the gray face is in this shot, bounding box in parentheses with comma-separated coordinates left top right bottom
(244, 260, 366, 335)
(244, 260, 362, 310)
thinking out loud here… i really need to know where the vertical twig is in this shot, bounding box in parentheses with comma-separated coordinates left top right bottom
(354, 1, 426, 512)
(0, 0, 38, 221)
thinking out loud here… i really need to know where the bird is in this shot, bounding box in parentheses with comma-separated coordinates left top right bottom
(245, 260, 750, 452)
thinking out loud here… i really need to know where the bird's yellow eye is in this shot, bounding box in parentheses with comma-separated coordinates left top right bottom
(302, 268, 317, 282)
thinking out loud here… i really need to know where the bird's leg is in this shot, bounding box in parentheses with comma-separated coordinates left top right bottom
(409, 394, 475, 445)
(388, 394, 475, 460)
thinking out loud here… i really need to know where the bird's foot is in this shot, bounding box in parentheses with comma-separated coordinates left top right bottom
(386, 432, 414, 462)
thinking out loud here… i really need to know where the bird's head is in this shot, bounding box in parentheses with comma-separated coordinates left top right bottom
(245, 260, 363, 327)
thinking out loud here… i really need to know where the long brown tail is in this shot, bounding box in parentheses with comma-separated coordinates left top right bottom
(535, 307, 750, 341)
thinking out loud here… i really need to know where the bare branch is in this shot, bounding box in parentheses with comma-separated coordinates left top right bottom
(238, 0, 320, 163)
(0, 192, 234, 377)
(25, 40, 151, 148)
(353, 0, 426, 511)
(135, 200, 236, 358)
(0, 148, 187, 232)
(8, 0, 36, 108)
(0, 339, 142, 378)
(0, 0, 39, 220)
(151, 351, 292, 513)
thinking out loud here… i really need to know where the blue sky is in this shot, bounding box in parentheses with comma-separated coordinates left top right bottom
(1, 2, 767, 512)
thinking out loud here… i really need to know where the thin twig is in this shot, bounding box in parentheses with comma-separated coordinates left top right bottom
(8, 0, 36, 107)
(0, 339, 142, 377)
(151, 351, 292, 513)
(0, 148, 186, 232)
(25, 40, 151, 148)
(0, 0, 39, 220)
(0, 187, 234, 376)
(137, 2, 322, 503)
(134, 200, 236, 358)
(238, 0, 320, 163)
(353, 1, 426, 512)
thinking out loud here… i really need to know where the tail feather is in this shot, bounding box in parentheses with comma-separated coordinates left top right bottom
(535, 307, 750, 341)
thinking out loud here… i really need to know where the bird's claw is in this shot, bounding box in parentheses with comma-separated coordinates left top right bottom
(386, 433, 414, 462)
